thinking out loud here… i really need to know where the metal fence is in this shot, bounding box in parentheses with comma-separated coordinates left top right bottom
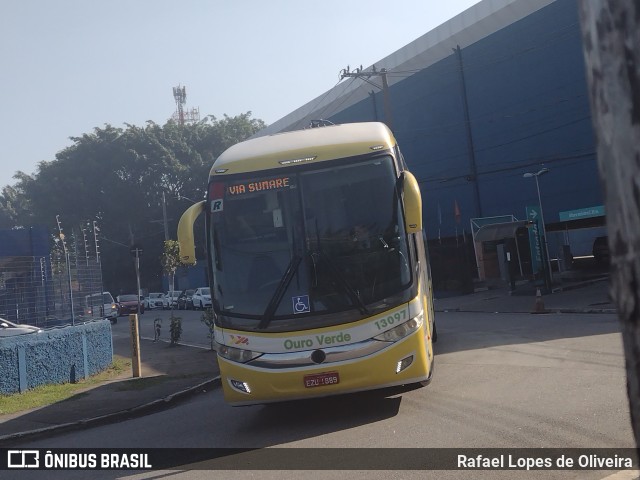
(0, 251, 104, 328)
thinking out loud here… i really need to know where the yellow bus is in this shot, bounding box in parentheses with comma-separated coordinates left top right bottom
(178, 122, 436, 406)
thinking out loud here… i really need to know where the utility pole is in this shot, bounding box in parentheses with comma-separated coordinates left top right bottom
(130, 244, 144, 315)
(162, 192, 169, 242)
(340, 65, 394, 131)
(162, 192, 170, 293)
(150, 192, 173, 239)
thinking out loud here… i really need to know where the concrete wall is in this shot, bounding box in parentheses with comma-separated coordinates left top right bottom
(0, 320, 113, 395)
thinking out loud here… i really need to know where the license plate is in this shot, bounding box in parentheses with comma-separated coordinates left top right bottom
(304, 371, 340, 388)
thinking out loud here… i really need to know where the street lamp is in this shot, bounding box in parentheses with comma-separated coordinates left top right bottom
(176, 193, 199, 204)
(523, 168, 552, 290)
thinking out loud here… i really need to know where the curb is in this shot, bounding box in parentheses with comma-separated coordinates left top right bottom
(434, 277, 615, 315)
(0, 376, 221, 446)
(436, 308, 617, 315)
(554, 276, 610, 292)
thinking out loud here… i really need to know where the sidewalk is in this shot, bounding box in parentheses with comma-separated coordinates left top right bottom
(435, 277, 615, 314)
(0, 333, 220, 445)
(0, 277, 617, 444)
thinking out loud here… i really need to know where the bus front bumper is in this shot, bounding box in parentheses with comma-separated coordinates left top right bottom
(218, 331, 432, 406)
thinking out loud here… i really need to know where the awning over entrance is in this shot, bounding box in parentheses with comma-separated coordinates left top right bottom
(474, 220, 530, 242)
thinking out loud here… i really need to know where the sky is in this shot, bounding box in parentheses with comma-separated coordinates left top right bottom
(1, 0, 481, 189)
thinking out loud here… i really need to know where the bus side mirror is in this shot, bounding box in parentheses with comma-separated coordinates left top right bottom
(177, 201, 205, 265)
(402, 171, 422, 234)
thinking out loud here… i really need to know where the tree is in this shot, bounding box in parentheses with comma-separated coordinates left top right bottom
(169, 313, 183, 346)
(0, 176, 34, 228)
(201, 307, 216, 351)
(162, 239, 185, 345)
(0, 113, 265, 293)
(161, 240, 183, 295)
(579, 2, 640, 448)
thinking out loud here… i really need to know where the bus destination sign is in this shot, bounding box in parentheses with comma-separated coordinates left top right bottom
(228, 177, 291, 196)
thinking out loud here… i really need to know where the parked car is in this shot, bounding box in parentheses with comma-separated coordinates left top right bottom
(84, 292, 119, 324)
(147, 292, 165, 310)
(177, 289, 195, 310)
(593, 236, 610, 265)
(116, 294, 145, 316)
(191, 287, 212, 310)
(0, 318, 42, 337)
(164, 291, 181, 309)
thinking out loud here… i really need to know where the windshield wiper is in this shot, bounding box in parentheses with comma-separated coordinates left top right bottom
(258, 254, 302, 329)
(318, 250, 369, 315)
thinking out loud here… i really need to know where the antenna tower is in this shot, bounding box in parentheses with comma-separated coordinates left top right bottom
(171, 85, 200, 125)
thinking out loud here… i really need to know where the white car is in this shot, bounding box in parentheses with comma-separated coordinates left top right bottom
(164, 291, 181, 309)
(147, 292, 166, 310)
(191, 287, 212, 310)
(0, 318, 42, 337)
(84, 292, 119, 324)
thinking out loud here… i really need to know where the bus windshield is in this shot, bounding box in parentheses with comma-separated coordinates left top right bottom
(209, 155, 412, 331)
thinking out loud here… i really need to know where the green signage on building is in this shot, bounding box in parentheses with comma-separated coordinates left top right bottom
(558, 205, 605, 222)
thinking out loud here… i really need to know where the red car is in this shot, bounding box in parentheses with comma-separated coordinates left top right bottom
(116, 294, 145, 316)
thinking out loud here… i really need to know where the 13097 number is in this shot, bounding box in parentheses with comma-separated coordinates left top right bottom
(374, 309, 408, 330)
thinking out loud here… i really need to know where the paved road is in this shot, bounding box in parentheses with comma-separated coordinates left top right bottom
(116, 307, 213, 348)
(12, 311, 636, 480)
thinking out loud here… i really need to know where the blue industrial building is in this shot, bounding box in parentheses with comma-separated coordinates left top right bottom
(257, 0, 603, 288)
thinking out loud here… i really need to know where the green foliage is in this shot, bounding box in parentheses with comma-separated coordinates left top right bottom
(0, 113, 265, 292)
(161, 240, 183, 275)
(0, 181, 33, 228)
(162, 240, 185, 296)
(169, 313, 182, 345)
(200, 307, 216, 351)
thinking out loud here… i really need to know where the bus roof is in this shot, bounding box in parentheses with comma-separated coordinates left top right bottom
(210, 122, 396, 176)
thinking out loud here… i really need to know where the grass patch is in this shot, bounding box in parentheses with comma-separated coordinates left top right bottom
(0, 356, 131, 416)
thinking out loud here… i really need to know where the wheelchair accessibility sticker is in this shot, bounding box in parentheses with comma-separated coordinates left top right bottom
(292, 295, 310, 314)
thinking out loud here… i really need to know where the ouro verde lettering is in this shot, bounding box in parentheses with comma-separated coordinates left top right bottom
(283, 332, 352, 350)
(316, 332, 351, 345)
(284, 338, 313, 350)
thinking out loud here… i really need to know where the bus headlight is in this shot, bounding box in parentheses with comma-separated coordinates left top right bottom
(216, 344, 262, 363)
(373, 311, 423, 342)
